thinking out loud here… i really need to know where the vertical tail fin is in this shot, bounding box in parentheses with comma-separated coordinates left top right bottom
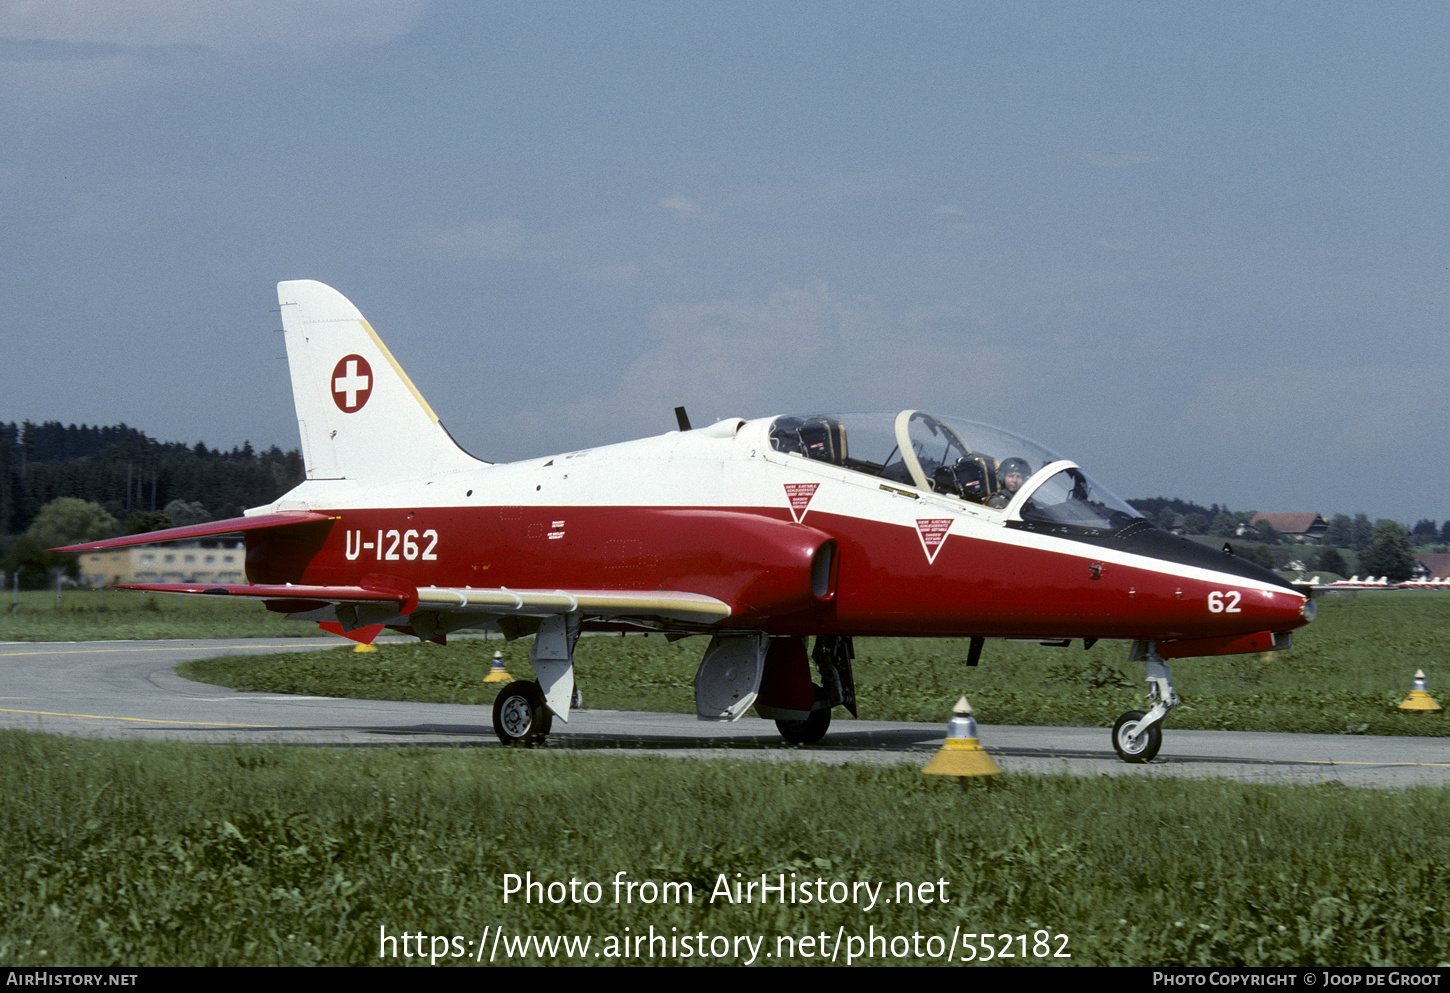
(278, 280, 484, 482)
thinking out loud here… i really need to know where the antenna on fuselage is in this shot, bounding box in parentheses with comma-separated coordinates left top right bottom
(674, 406, 692, 431)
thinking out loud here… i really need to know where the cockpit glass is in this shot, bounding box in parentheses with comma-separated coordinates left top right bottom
(769, 414, 904, 479)
(1017, 466, 1143, 531)
(767, 410, 1146, 531)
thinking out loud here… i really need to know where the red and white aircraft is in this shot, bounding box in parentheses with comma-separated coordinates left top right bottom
(58, 280, 1315, 761)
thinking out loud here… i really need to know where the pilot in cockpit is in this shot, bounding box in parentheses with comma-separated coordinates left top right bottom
(986, 457, 1030, 509)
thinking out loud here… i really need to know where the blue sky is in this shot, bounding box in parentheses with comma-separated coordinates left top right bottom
(2, 2, 1447, 525)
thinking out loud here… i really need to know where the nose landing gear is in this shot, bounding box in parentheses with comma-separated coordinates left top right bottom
(1111, 642, 1178, 764)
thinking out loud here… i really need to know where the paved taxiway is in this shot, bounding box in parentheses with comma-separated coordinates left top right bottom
(1, 639, 1446, 787)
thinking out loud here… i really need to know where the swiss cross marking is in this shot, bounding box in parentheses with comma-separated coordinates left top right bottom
(784, 483, 819, 523)
(331, 355, 373, 413)
(915, 518, 953, 564)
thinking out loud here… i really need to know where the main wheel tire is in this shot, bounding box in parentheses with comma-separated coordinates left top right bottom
(1112, 710, 1161, 763)
(492, 680, 553, 747)
(776, 704, 831, 745)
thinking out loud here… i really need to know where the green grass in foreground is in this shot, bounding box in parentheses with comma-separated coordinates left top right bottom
(1, 731, 1445, 967)
(179, 591, 1450, 736)
(0, 589, 323, 642)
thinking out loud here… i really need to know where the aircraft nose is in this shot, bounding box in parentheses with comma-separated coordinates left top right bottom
(1299, 595, 1318, 625)
(1224, 584, 1315, 635)
(1259, 586, 1315, 633)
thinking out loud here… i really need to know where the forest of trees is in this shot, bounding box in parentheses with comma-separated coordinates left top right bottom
(0, 421, 303, 540)
(1128, 495, 1450, 551)
(1128, 496, 1437, 582)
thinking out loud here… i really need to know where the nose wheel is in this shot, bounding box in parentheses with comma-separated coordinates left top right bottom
(1112, 710, 1162, 763)
(1110, 642, 1177, 764)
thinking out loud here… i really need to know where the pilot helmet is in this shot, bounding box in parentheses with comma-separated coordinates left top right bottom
(999, 457, 1031, 481)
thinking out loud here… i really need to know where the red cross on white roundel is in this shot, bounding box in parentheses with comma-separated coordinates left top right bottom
(331, 354, 373, 413)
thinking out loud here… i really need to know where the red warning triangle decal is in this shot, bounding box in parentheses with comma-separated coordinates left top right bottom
(915, 519, 953, 564)
(784, 483, 819, 523)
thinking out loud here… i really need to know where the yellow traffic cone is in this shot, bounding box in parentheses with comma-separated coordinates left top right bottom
(484, 651, 513, 683)
(923, 697, 1001, 781)
(1398, 670, 1442, 712)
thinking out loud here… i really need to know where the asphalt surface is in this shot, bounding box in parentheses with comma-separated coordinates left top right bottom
(1, 638, 1446, 787)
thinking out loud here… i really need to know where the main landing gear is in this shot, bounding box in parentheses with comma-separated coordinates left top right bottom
(771, 635, 857, 746)
(492, 680, 553, 747)
(1111, 641, 1178, 763)
(775, 685, 832, 744)
(492, 613, 580, 747)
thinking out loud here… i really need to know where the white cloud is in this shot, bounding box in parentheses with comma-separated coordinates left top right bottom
(723, 171, 904, 212)
(579, 261, 639, 284)
(498, 283, 1040, 456)
(1081, 151, 1163, 168)
(1096, 363, 1450, 522)
(0, 47, 169, 114)
(399, 216, 645, 287)
(658, 193, 700, 214)
(0, 0, 428, 54)
(61, 194, 144, 236)
(1175, 365, 1437, 457)
(0, 1, 430, 118)
(404, 218, 531, 263)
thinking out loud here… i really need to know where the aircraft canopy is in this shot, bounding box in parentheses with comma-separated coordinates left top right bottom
(767, 410, 1145, 533)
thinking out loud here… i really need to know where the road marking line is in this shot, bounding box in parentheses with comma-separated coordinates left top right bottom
(0, 707, 281, 727)
(0, 643, 310, 657)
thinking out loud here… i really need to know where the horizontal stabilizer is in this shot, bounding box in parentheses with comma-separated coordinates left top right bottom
(50, 512, 335, 553)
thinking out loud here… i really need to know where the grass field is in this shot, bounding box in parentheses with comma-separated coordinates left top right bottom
(5, 587, 1449, 967)
(0, 589, 324, 642)
(1, 732, 1445, 967)
(176, 590, 1450, 737)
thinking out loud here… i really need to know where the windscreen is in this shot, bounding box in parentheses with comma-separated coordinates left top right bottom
(1016, 465, 1145, 531)
(768, 410, 1146, 531)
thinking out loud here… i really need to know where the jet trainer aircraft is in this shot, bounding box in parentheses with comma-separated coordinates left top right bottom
(57, 280, 1315, 761)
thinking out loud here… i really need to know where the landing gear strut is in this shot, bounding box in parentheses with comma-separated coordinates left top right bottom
(1111, 641, 1178, 764)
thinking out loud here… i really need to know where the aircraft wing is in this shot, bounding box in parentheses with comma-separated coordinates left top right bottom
(109, 580, 733, 643)
(50, 512, 335, 552)
(111, 581, 730, 621)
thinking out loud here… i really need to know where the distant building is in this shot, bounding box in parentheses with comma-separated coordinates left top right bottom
(77, 539, 245, 587)
(1413, 553, 1450, 580)
(1250, 512, 1328, 543)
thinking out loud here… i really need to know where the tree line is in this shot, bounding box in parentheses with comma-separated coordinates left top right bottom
(1, 420, 303, 545)
(1128, 497, 1432, 582)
